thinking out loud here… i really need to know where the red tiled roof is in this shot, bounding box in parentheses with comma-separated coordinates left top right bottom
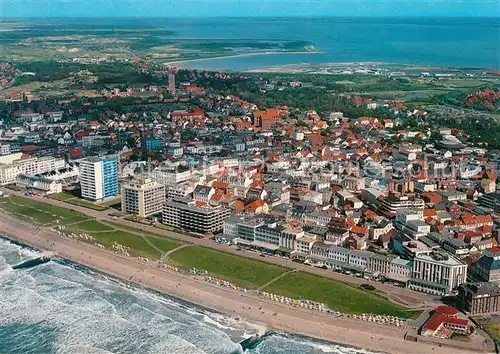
(486, 246, 500, 254)
(351, 225, 368, 236)
(233, 200, 245, 211)
(20, 145, 43, 153)
(424, 312, 468, 332)
(436, 305, 459, 316)
(245, 199, 266, 211)
(423, 209, 437, 218)
(478, 225, 493, 233)
(68, 147, 82, 158)
(212, 181, 229, 190)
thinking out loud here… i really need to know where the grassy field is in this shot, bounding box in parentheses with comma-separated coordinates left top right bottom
(62, 222, 180, 258)
(65, 199, 108, 211)
(48, 191, 75, 201)
(101, 221, 181, 241)
(49, 191, 112, 211)
(0, 196, 89, 225)
(0, 195, 178, 258)
(149, 237, 181, 253)
(70, 220, 115, 232)
(450, 333, 471, 342)
(88, 230, 162, 258)
(263, 272, 409, 317)
(167, 246, 289, 289)
(98, 198, 121, 208)
(437, 79, 488, 88)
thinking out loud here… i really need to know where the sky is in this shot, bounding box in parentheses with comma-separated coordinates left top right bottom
(1, 0, 499, 18)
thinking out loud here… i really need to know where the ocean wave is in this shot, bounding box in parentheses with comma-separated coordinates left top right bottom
(0, 238, 375, 354)
(0, 241, 242, 354)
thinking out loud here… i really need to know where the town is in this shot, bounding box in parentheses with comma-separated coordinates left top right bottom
(1, 60, 500, 352)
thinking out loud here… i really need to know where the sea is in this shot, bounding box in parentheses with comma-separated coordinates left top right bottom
(0, 238, 372, 354)
(160, 17, 500, 70)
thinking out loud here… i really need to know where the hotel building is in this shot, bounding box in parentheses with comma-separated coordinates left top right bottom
(162, 197, 230, 234)
(121, 177, 165, 218)
(79, 156, 119, 201)
(408, 251, 467, 295)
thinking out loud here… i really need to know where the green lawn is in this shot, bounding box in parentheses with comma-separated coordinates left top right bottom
(64, 221, 178, 258)
(70, 220, 115, 232)
(48, 191, 76, 201)
(149, 237, 181, 252)
(102, 221, 181, 242)
(0, 196, 88, 224)
(99, 198, 121, 208)
(263, 272, 409, 317)
(49, 191, 115, 211)
(167, 246, 289, 289)
(88, 230, 161, 258)
(65, 198, 108, 211)
(450, 333, 471, 342)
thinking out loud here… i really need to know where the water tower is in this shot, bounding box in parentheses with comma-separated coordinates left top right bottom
(165, 66, 177, 96)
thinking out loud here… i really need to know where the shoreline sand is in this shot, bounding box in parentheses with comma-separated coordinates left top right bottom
(0, 214, 482, 354)
(164, 50, 321, 66)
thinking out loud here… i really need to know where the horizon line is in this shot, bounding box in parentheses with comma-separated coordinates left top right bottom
(1, 15, 499, 20)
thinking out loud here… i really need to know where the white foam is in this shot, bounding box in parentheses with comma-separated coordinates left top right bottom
(0, 257, 242, 354)
(0, 264, 13, 276)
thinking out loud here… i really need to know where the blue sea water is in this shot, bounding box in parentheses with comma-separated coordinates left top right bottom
(160, 17, 500, 70)
(0, 238, 371, 354)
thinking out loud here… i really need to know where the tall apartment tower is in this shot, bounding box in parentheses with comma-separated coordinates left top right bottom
(121, 177, 165, 218)
(79, 156, 119, 201)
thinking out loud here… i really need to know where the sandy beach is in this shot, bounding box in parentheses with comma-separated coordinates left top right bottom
(0, 213, 483, 354)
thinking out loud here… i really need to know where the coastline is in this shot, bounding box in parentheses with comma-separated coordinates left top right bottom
(0, 214, 480, 354)
(163, 50, 321, 66)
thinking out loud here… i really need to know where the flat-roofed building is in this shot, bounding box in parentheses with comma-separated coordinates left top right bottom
(380, 194, 425, 217)
(457, 282, 500, 315)
(0, 154, 65, 185)
(122, 177, 165, 218)
(308, 242, 412, 280)
(408, 251, 467, 295)
(153, 165, 191, 186)
(79, 156, 119, 201)
(442, 238, 469, 258)
(162, 197, 230, 234)
(0, 144, 11, 156)
(16, 174, 62, 195)
(295, 233, 315, 257)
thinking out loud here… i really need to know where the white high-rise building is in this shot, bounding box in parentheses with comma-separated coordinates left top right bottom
(121, 177, 165, 218)
(79, 156, 119, 201)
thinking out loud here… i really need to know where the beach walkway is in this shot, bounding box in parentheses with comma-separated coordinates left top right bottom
(160, 244, 192, 262)
(257, 269, 297, 291)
